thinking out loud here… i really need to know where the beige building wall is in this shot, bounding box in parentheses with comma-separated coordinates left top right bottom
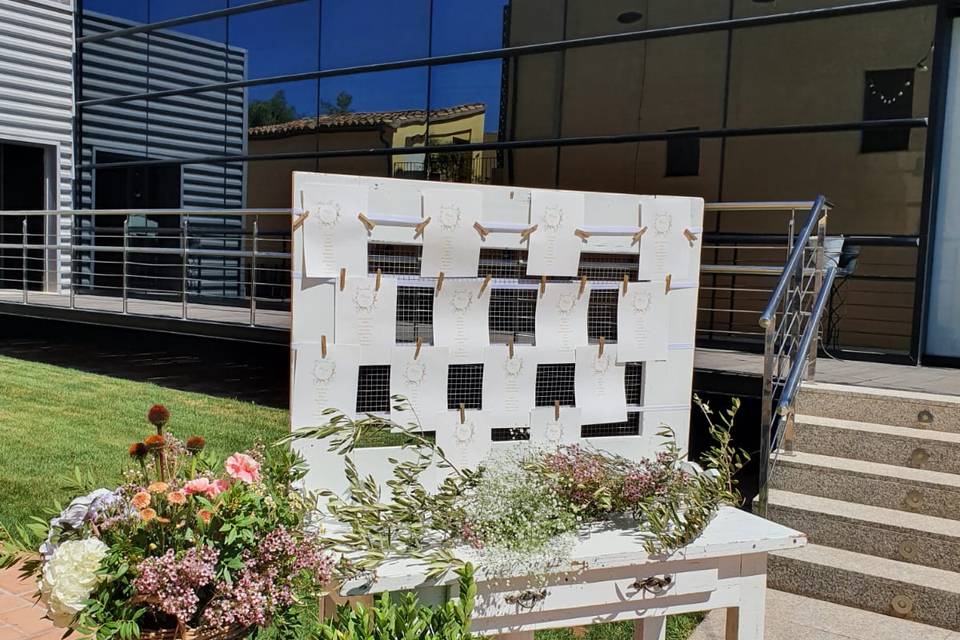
(506, 0, 936, 352)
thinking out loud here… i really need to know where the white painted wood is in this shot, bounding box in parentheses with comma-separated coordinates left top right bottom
(725, 553, 767, 640)
(635, 616, 666, 640)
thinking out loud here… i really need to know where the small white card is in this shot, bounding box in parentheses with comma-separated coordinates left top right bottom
(529, 406, 582, 447)
(639, 202, 691, 279)
(482, 345, 538, 421)
(420, 190, 484, 277)
(301, 185, 369, 278)
(526, 190, 585, 277)
(616, 281, 669, 363)
(433, 279, 491, 363)
(389, 346, 450, 429)
(435, 410, 490, 472)
(291, 344, 362, 429)
(575, 345, 627, 424)
(535, 282, 589, 351)
(335, 276, 397, 363)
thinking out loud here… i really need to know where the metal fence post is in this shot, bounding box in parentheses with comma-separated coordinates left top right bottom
(250, 216, 258, 327)
(807, 210, 828, 378)
(122, 217, 128, 314)
(758, 314, 777, 517)
(181, 216, 188, 320)
(21, 217, 28, 304)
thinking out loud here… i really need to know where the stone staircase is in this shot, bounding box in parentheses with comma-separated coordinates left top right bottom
(764, 381, 960, 631)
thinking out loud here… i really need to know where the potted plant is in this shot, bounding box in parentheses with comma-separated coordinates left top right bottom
(1, 405, 334, 640)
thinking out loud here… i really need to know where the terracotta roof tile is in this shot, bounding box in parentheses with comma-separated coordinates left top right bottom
(249, 103, 486, 138)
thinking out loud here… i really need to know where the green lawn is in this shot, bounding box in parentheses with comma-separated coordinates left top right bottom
(0, 355, 288, 531)
(536, 613, 703, 640)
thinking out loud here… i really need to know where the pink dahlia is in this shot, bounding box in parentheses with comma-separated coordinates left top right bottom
(225, 453, 261, 484)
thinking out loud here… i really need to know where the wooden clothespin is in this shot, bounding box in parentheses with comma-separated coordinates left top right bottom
(578, 276, 588, 299)
(508, 336, 514, 359)
(598, 336, 605, 358)
(358, 212, 376, 233)
(622, 274, 629, 295)
(375, 268, 382, 291)
(473, 221, 490, 238)
(519, 223, 538, 242)
(554, 400, 560, 421)
(459, 403, 466, 425)
(435, 271, 445, 294)
(414, 216, 431, 239)
(683, 228, 698, 246)
(339, 268, 346, 291)
(574, 229, 591, 241)
(539, 275, 547, 298)
(631, 226, 648, 246)
(414, 337, 423, 359)
(665, 273, 672, 294)
(478, 274, 492, 298)
(292, 211, 310, 231)
(321, 335, 327, 358)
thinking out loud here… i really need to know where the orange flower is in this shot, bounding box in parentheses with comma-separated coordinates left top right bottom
(131, 491, 151, 509)
(147, 482, 169, 494)
(139, 508, 157, 522)
(186, 436, 206, 453)
(148, 404, 170, 429)
(197, 509, 213, 525)
(128, 442, 148, 460)
(166, 491, 186, 505)
(144, 435, 165, 450)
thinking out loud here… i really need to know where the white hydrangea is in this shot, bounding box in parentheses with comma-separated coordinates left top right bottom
(38, 538, 109, 627)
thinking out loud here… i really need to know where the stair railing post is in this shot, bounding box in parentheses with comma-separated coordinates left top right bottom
(181, 216, 188, 320)
(21, 216, 28, 304)
(250, 216, 258, 327)
(122, 217, 128, 314)
(807, 210, 828, 378)
(758, 314, 777, 517)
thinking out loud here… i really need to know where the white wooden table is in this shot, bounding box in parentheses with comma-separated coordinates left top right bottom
(336, 507, 805, 640)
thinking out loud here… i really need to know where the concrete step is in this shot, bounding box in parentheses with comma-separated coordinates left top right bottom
(798, 382, 960, 433)
(765, 489, 960, 572)
(793, 414, 960, 474)
(770, 451, 960, 520)
(769, 543, 960, 631)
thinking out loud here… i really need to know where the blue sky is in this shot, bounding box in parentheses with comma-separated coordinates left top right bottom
(82, 0, 507, 132)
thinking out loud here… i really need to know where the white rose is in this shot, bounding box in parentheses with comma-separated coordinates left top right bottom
(38, 538, 109, 628)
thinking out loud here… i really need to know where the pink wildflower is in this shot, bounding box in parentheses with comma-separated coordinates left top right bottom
(183, 477, 226, 498)
(224, 453, 261, 484)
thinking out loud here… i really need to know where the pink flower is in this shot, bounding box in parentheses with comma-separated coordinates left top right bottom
(225, 453, 261, 484)
(183, 477, 227, 499)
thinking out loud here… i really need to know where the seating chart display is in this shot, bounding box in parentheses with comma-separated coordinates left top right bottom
(290, 173, 704, 495)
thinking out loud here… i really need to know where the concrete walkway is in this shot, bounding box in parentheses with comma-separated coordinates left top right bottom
(689, 589, 960, 640)
(0, 568, 57, 640)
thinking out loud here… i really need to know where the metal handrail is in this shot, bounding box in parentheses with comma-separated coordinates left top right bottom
(759, 195, 829, 328)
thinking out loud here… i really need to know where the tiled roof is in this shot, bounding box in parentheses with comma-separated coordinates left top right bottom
(249, 103, 486, 138)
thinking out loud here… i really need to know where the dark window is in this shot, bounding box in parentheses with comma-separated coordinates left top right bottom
(0, 142, 45, 289)
(535, 363, 576, 407)
(448, 364, 484, 410)
(665, 128, 700, 177)
(861, 69, 914, 153)
(357, 365, 391, 413)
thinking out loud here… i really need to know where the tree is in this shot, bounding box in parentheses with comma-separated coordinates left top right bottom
(321, 91, 353, 115)
(248, 90, 297, 127)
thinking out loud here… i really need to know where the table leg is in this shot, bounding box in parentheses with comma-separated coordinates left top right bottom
(726, 553, 767, 640)
(634, 616, 666, 640)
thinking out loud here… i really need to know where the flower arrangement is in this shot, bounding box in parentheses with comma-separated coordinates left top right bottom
(1, 405, 334, 640)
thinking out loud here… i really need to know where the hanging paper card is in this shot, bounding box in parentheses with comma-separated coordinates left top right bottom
(389, 346, 450, 428)
(335, 276, 397, 364)
(526, 190, 585, 276)
(301, 185, 369, 278)
(435, 409, 490, 472)
(575, 345, 627, 424)
(291, 344, 362, 429)
(535, 282, 589, 351)
(420, 189, 484, 277)
(529, 406, 581, 447)
(616, 280, 669, 363)
(639, 202, 690, 279)
(433, 279, 490, 363)
(481, 345, 538, 422)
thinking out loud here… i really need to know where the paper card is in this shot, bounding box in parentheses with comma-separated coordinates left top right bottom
(482, 345, 538, 421)
(535, 282, 589, 351)
(291, 344, 362, 429)
(432, 279, 491, 363)
(616, 281, 669, 363)
(639, 202, 691, 279)
(526, 190, 585, 277)
(435, 410, 490, 472)
(335, 276, 398, 363)
(389, 346, 450, 429)
(575, 345, 628, 424)
(529, 406, 582, 447)
(420, 189, 484, 277)
(301, 184, 369, 278)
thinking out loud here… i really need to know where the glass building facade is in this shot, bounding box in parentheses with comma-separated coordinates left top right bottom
(74, 0, 958, 363)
